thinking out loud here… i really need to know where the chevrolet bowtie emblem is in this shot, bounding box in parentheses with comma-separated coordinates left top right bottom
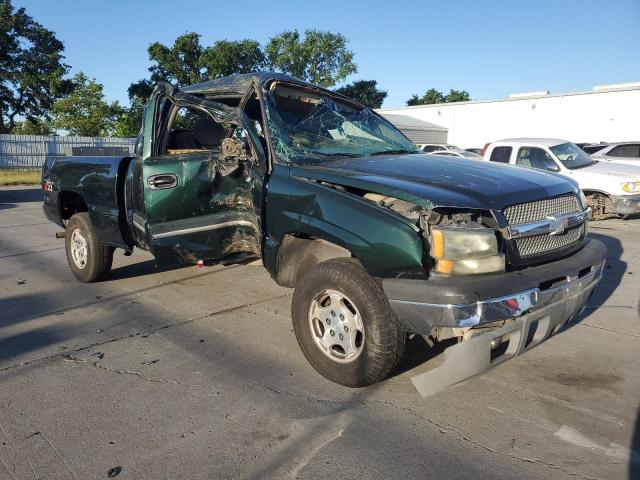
(546, 215, 567, 235)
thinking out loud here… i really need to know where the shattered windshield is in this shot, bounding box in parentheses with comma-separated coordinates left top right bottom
(264, 83, 419, 163)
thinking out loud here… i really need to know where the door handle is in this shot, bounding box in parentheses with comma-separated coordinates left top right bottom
(148, 174, 178, 189)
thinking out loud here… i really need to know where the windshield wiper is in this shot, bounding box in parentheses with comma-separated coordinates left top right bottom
(369, 149, 419, 156)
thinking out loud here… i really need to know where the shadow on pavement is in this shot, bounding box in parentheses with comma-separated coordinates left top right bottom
(0, 187, 42, 209)
(579, 232, 627, 320)
(392, 335, 455, 378)
(0, 326, 66, 363)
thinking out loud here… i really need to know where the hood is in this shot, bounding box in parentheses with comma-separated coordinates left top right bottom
(577, 159, 640, 178)
(290, 154, 579, 211)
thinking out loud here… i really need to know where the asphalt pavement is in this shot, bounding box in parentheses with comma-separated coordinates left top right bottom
(1, 186, 639, 480)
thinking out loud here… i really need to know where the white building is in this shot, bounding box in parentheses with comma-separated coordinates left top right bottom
(378, 82, 640, 148)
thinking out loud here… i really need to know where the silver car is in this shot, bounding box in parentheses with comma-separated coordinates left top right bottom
(591, 142, 640, 166)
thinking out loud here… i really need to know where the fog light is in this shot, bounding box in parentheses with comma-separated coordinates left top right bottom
(490, 337, 502, 350)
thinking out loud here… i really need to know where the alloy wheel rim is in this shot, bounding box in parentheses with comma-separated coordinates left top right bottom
(70, 228, 88, 269)
(308, 289, 365, 364)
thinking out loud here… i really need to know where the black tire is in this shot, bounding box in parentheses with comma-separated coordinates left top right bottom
(292, 258, 406, 387)
(65, 213, 114, 283)
(586, 193, 617, 220)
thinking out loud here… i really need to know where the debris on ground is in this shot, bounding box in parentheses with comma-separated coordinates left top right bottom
(107, 466, 122, 478)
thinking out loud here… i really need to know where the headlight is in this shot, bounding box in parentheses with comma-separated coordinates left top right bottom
(430, 226, 505, 275)
(621, 182, 640, 193)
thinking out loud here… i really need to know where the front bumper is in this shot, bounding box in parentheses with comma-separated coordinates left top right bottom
(382, 238, 607, 398)
(611, 194, 640, 215)
(383, 239, 606, 333)
(410, 271, 601, 397)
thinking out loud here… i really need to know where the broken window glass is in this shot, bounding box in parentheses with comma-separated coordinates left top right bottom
(263, 83, 419, 164)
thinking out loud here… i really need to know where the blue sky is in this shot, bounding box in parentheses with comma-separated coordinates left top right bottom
(16, 0, 640, 108)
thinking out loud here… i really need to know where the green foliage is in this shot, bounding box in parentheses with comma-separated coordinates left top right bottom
(444, 89, 470, 103)
(265, 29, 357, 87)
(52, 72, 121, 136)
(112, 96, 144, 138)
(0, 0, 72, 133)
(407, 88, 470, 106)
(129, 33, 268, 104)
(147, 32, 205, 86)
(335, 80, 387, 109)
(200, 39, 265, 78)
(12, 118, 53, 135)
(125, 29, 359, 135)
(132, 29, 358, 95)
(127, 79, 154, 104)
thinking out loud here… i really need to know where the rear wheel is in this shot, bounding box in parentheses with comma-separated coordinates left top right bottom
(586, 193, 616, 220)
(65, 213, 114, 283)
(292, 258, 405, 387)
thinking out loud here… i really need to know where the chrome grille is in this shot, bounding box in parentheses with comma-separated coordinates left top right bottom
(504, 195, 580, 225)
(514, 225, 584, 257)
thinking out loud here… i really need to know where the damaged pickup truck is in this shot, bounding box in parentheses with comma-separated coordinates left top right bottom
(42, 73, 606, 395)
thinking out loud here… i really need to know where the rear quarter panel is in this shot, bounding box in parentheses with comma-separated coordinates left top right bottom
(45, 156, 130, 247)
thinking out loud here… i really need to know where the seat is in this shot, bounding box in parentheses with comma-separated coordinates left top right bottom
(529, 149, 546, 169)
(167, 129, 202, 150)
(517, 150, 533, 168)
(193, 116, 227, 150)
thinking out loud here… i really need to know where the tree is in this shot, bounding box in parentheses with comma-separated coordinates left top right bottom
(11, 118, 53, 135)
(112, 97, 144, 137)
(407, 88, 446, 106)
(129, 33, 268, 104)
(200, 39, 265, 78)
(0, 0, 72, 133)
(265, 29, 357, 87)
(444, 89, 470, 103)
(126, 29, 359, 125)
(146, 32, 205, 86)
(335, 80, 387, 108)
(51, 72, 120, 136)
(406, 88, 470, 106)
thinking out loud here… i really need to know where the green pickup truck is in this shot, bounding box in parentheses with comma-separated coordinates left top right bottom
(42, 73, 606, 396)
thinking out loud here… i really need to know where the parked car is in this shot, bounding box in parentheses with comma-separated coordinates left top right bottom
(431, 148, 482, 159)
(419, 143, 457, 153)
(42, 74, 605, 396)
(580, 143, 610, 155)
(465, 148, 483, 155)
(484, 138, 640, 219)
(591, 142, 640, 166)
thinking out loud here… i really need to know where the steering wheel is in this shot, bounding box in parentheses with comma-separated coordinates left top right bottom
(565, 155, 573, 162)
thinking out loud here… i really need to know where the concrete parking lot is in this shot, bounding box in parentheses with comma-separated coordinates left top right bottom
(0, 186, 639, 480)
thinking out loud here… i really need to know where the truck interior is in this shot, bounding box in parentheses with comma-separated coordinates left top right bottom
(164, 107, 229, 155)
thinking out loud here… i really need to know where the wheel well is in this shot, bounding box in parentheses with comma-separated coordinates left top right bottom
(275, 235, 352, 288)
(583, 189, 609, 198)
(59, 190, 88, 222)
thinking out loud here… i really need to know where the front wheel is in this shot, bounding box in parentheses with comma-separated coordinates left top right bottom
(65, 213, 114, 283)
(291, 258, 406, 387)
(586, 193, 617, 220)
